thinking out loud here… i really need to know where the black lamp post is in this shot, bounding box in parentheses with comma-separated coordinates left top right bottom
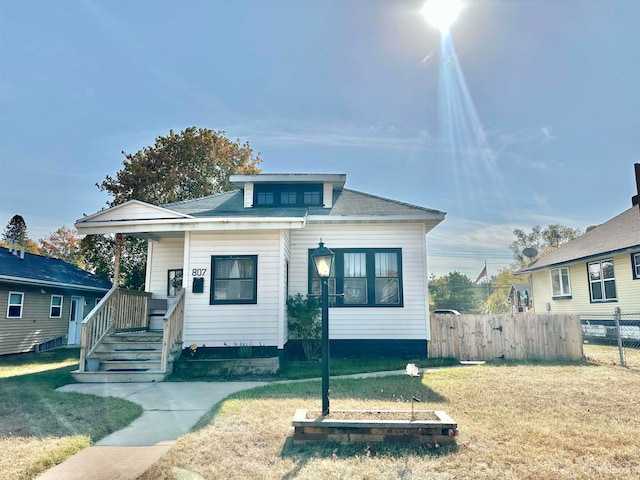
(311, 240, 334, 416)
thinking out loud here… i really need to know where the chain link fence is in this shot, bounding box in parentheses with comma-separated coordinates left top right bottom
(581, 308, 640, 369)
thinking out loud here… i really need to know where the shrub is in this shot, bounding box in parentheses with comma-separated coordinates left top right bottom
(286, 293, 321, 361)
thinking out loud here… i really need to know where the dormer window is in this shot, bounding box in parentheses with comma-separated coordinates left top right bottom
(254, 183, 322, 207)
(256, 191, 274, 206)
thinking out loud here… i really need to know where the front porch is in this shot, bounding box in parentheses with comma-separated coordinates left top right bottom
(72, 287, 185, 383)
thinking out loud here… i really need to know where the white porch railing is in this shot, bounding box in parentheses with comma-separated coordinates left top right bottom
(78, 287, 160, 372)
(161, 288, 185, 373)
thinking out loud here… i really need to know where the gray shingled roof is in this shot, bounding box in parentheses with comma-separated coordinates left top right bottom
(518, 206, 640, 272)
(162, 188, 445, 220)
(0, 247, 112, 291)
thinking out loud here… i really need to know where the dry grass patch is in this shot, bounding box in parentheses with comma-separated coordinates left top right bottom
(0, 349, 142, 479)
(142, 364, 640, 480)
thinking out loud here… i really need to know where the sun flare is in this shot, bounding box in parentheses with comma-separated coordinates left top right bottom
(420, 0, 463, 33)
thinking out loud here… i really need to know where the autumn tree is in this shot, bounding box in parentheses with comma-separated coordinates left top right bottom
(429, 271, 485, 313)
(484, 268, 523, 314)
(87, 126, 262, 288)
(510, 224, 582, 264)
(98, 127, 262, 206)
(38, 226, 83, 267)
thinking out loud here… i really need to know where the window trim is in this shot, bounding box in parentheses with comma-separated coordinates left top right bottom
(308, 248, 404, 308)
(210, 255, 258, 305)
(7, 291, 24, 318)
(587, 258, 617, 303)
(167, 268, 184, 297)
(50, 294, 63, 318)
(632, 252, 640, 280)
(550, 267, 572, 299)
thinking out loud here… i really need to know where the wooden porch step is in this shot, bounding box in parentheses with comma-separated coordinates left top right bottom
(71, 370, 167, 383)
(99, 359, 162, 371)
(95, 341, 163, 352)
(92, 350, 162, 361)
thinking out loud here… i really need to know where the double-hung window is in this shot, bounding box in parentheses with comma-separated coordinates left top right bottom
(632, 252, 640, 280)
(7, 292, 24, 318)
(309, 248, 403, 307)
(588, 259, 617, 302)
(550, 267, 571, 298)
(210, 256, 258, 304)
(50, 295, 63, 318)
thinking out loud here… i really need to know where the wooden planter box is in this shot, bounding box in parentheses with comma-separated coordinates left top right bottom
(292, 409, 458, 444)
(174, 357, 279, 377)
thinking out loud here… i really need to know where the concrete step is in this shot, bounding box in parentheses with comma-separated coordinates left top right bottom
(72, 370, 167, 383)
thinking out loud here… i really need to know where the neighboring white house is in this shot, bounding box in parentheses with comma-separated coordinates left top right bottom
(517, 205, 640, 317)
(75, 173, 446, 358)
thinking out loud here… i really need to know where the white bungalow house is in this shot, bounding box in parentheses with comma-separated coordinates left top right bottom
(73, 173, 445, 381)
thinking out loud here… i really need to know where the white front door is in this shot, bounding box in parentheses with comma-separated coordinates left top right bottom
(67, 296, 85, 345)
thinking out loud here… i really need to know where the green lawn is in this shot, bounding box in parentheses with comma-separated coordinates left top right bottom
(0, 349, 143, 480)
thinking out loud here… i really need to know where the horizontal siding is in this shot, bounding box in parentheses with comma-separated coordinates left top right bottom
(0, 285, 103, 355)
(531, 252, 640, 315)
(181, 231, 282, 347)
(289, 223, 429, 340)
(148, 237, 185, 299)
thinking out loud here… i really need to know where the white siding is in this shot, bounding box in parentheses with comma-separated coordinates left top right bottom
(531, 252, 640, 315)
(289, 223, 429, 340)
(182, 231, 282, 347)
(91, 202, 184, 221)
(244, 183, 254, 208)
(147, 237, 185, 299)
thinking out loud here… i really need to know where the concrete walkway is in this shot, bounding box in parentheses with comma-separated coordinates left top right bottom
(36, 381, 266, 480)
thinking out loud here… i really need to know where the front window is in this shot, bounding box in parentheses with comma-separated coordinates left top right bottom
(308, 248, 403, 307)
(210, 256, 257, 304)
(632, 253, 640, 280)
(50, 295, 63, 318)
(588, 259, 617, 302)
(550, 267, 571, 298)
(7, 292, 23, 318)
(343, 252, 368, 304)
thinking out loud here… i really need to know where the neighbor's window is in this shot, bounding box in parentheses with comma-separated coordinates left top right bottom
(632, 252, 640, 280)
(50, 295, 63, 318)
(550, 267, 571, 298)
(309, 248, 403, 307)
(7, 292, 24, 318)
(210, 256, 257, 304)
(588, 259, 617, 302)
(167, 269, 183, 297)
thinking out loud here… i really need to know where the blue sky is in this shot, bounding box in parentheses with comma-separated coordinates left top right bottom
(1, 0, 638, 279)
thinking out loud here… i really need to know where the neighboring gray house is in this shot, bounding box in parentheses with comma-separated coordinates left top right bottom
(0, 246, 111, 356)
(75, 173, 446, 359)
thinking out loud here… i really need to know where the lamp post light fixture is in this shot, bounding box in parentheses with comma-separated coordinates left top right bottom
(311, 240, 334, 416)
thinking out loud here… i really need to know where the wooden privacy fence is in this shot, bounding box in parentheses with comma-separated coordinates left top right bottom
(429, 314, 583, 361)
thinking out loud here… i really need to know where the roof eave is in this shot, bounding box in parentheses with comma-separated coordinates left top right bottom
(0, 275, 111, 292)
(517, 243, 640, 274)
(75, 216, 308, 235)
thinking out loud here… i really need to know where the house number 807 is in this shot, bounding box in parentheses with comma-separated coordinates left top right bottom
(192, 269, 207, 276)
